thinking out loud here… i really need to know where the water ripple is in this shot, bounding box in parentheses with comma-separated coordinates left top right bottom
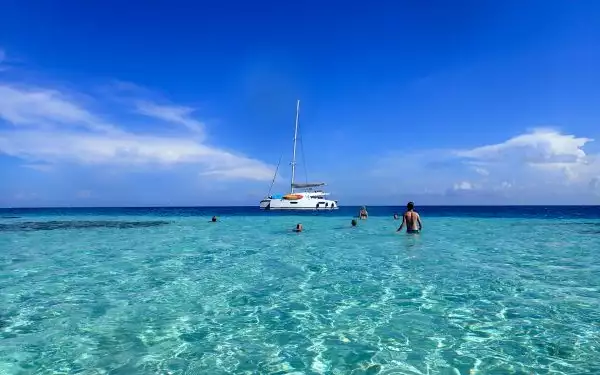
(0, 216, 598, 374)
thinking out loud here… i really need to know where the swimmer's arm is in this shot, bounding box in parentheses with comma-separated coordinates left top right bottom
(417, 215, 422, 230)
(396, 215, 406, 232)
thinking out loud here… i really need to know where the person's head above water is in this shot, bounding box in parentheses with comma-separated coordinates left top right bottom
(294, 223, 303, 232)
(407, 201, 415, 211)
(351, 219, 357, 227)
(211, 216, 217, 222)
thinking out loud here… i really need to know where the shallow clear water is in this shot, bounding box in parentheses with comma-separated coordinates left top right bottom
(1, 207, 599, 374)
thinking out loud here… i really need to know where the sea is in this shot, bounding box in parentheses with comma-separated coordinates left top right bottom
(0, 206, 599, 375)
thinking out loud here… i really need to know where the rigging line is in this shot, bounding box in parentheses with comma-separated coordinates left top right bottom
(267, 154, 283, 196)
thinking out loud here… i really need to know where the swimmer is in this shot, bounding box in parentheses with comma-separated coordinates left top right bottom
(393, 213, 399, 220)
(294, 223, 303, 232)
(351, 219, 357, 227)
(397, 201, 422, 234)
(359, 206, 368, 220)
(211, 216, 217, 222)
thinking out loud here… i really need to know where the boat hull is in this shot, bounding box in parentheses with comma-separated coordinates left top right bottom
(264, 206, 339, 211)
(260, 197, 338, 210)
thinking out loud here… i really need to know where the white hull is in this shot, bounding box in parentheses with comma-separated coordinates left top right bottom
(262, 206, 338, 211)
(260, 195, 338, 210)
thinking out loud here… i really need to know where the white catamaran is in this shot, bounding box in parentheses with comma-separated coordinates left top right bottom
(259, 100, 339, 210)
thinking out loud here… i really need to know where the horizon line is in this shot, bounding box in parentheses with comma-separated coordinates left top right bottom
(1, 204, 600, 209)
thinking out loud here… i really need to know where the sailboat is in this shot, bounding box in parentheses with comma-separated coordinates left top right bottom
(259, 100, 339, 210)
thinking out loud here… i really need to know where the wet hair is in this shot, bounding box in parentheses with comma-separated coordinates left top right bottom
(407, 202, 415, 210)
(351, 219, 357, 226)
(211, 216, 217, 222)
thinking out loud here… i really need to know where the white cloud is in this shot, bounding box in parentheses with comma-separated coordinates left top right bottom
(136, 101, 205, 136)
(370, 128, 600, 203)
(457, 128, 591, 164)
(201, 167, 274, 180)
(0, 130, 273, 181)
(0, 84, 274, 181)
(453, 181, 473, 190)
(457, 128, 599, 184)
(0, 85, 118, 133)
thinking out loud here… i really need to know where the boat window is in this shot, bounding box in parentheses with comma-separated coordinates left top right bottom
(290, 201, 298, 204)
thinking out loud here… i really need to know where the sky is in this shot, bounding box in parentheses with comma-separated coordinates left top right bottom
(1, 0, 600, 207)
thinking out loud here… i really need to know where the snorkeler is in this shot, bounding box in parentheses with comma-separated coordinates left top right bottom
(397, 202, 422, 234)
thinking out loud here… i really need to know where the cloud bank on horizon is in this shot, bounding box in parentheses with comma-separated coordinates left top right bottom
(0, 45, 599, 206)
(370, 128, 599, 204)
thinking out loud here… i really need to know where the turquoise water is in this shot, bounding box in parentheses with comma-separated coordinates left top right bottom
(1, 207, 599, 374)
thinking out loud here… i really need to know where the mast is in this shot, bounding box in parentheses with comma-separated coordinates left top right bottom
(290, 99, 300, 193)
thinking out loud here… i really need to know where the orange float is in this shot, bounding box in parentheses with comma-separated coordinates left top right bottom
(283, 194, 303, 200)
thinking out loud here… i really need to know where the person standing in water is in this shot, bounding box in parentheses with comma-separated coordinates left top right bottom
(359, 206, 368, 220)
(397, 201, 422, 234)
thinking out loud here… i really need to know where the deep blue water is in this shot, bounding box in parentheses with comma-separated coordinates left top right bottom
(2, 205, 600, 219)
(1, 206, 599, 374)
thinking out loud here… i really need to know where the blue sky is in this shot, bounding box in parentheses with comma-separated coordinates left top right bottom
(1, 0, 600, 206)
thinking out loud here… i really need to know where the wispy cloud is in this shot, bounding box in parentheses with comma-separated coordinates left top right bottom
(23, 163, 54, 172)
(0, 83, 274, 181)
(471, 166, 489, 176)
(0, 85, 119, 133)
(136, 101, 205, 135)
(0, 48, 25, 73)
(0, 129, 273, 180)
